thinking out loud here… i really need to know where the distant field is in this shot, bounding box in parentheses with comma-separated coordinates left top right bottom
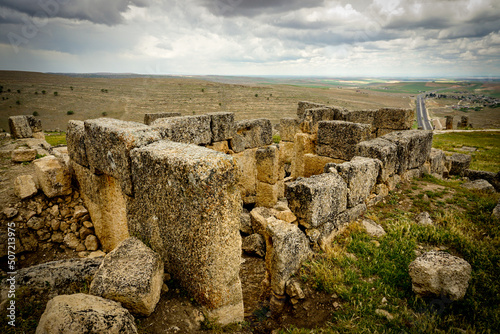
(0, 71, 414, 131)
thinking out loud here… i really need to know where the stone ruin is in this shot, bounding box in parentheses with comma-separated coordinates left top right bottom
(5, 103, 467, 328)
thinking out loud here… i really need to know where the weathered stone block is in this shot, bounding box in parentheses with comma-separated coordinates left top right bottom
(297, 101, 326, 120)
(409, 251, 471, 301)
(317, 121, 372, 160)
(317, 203, 366, 251)
(278, 141, 294, 164)
(328, 156, 381, 207)
(279, 118, 300, 142)
(11, 148, 37, 162)
(34, 155, 72, 198)
(355, 137, 398, 181)
(66, 120, 88, 166)
(143, 112, 181, 125)
(464, 169, 500, 192)
(286, 172, 347, 228)
(291, 133, 316, 178)
(256, 181, 281, 208)
(303, 107, 336, 133)
(36, 293, 138, 334)
(229, 119, 272, 153)
(428, 148, 447, 175)
(208, 112, 236, 142)
(27, 115, 42, 133)
(1, 258, 102, 301)
(84, 118, 162, 196)
(256, 145, 280, 184)
(344, 109, 377, 126)
(250, 207, 279, 237)
(376, 128, 395, 137)
(9, 115, 33, 139)
(242, 233, 266, 257)
(447, 153, 472, 176)
(152, 115, 212, 145)
(232, 148, 257, 204)
(90, 237, 163, 316)
(129, 141, 243, 324)
(265, 218, 310, 296)
(462, 179, 495, 193)
(382, 130, 433, 174)
(72, 162, 130, 252)
(303, 154, 341, 178)
(14, 174, 38, 199)
(374, 108, 414, 130)
(401, 168, 423, 183)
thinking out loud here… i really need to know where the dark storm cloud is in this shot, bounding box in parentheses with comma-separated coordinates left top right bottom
(0, 0, 150, 25)
(199, 0, 325, 17)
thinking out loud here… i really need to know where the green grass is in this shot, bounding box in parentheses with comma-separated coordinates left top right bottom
(44, 132, 67, 146)
(293, 176, 500, 333)
(368, 82, 454, 95)
(432, 131, 500, 172)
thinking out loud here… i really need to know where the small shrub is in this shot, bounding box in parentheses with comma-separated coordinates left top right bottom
(67, 110, 74, 115)
(7, 88, 11, 92)
(70, 86, 73, 91)
(33, 111, 39, 116)
(101, 112, 108, 117)
(42, 90, 46, 95)
(34, 91, 38, 95)
(17, 89, 21, 93)
(201, 88, 205, 92)
(16, 100, 21, 105)
(273, 134, 281, 144)
(255, 93, 258, 97)
(101, 89, 108, 93)
(53, 91, 58, 96)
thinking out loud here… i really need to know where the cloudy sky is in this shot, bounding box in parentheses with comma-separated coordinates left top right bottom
(0, 0, 499, 77)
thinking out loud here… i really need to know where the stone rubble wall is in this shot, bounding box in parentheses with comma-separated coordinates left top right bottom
(67, 113, 245, 324)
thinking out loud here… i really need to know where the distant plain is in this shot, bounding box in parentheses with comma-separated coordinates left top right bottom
(1, 71, 499, 131)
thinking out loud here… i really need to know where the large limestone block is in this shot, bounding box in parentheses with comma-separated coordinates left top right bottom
(291, 133, 316, 178)
(302, 107, 336, 133)
(297, 101, 326, 120)
(316, 121, 372, 160)
(90, 237, 163, 316)
(462, 179, 495, 193)
(256, 145, 280, 184)
(9, 115, 33, 139)
(232, 148, 257, 204)
(152, 115, 212, 145)
(1, 258, 102, 302)
(286, 172, 347, 228)
(303, 154, 341, 178)
(27, 115, 42, 133)
(317, 203, 367, 251)
(36, 293, 138, 334)
(382, 130, 433, 174)
(409, 251, 472, 301)
(256, 181, 282, 208)
(355, 137, 398, 181)
(447, 153, 472, 176)
(328, 156, 381, 207)
(429, 148, 447, 175)
(11, 148, 37, 162)
(278, 141, 294, 164)
(279, 118, 300, 142)
(34, 155, 72, 198)
(343, 109, 377, 126)
(129, 141, 243, 324)
(208, 112, 236, 142)
(250, 206, 280, 237)
(464, 169, 500, 192)
(84, 118, 162, 196)
(265, 218, 311, 296)
(229, 119, 273, 153)
(66, 120, 88, 166)
(14, 174, 38, 199)
(143, 112, 181, 125)
(72, 162, 129, 252)
(374, 108, 414, 130)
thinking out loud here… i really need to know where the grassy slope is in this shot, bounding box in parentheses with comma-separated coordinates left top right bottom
(432, 131, 500, 172)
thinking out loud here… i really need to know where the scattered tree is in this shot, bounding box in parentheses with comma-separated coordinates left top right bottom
(7, 89, 11, 92)
(102, 112, 108, 117)
(201, 88, 205, 93)
(16, 100, 21, 105)
(42, 90, 46, 95)
(70, 86, 74, 91)
(53, 91, 58, 96)
(101, 89, 108, 93)
(67, 110, 74, 115)
(0, 85, 3, 93)
(33, 111, 39, 116)
(34, 91, 38, 95)
(17, 89, 21, 93)
(255, 93, 258, 97)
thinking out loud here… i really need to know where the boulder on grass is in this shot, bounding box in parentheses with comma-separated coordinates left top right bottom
(461, 179, 495, 193)
(14, 174, 38, 199)
(409, 250, 471, 301)
(36, 293, 138, 334)
(89, 237, 164, 316)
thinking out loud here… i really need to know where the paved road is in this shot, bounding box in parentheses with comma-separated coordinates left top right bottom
(416, 94, 433, 130)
